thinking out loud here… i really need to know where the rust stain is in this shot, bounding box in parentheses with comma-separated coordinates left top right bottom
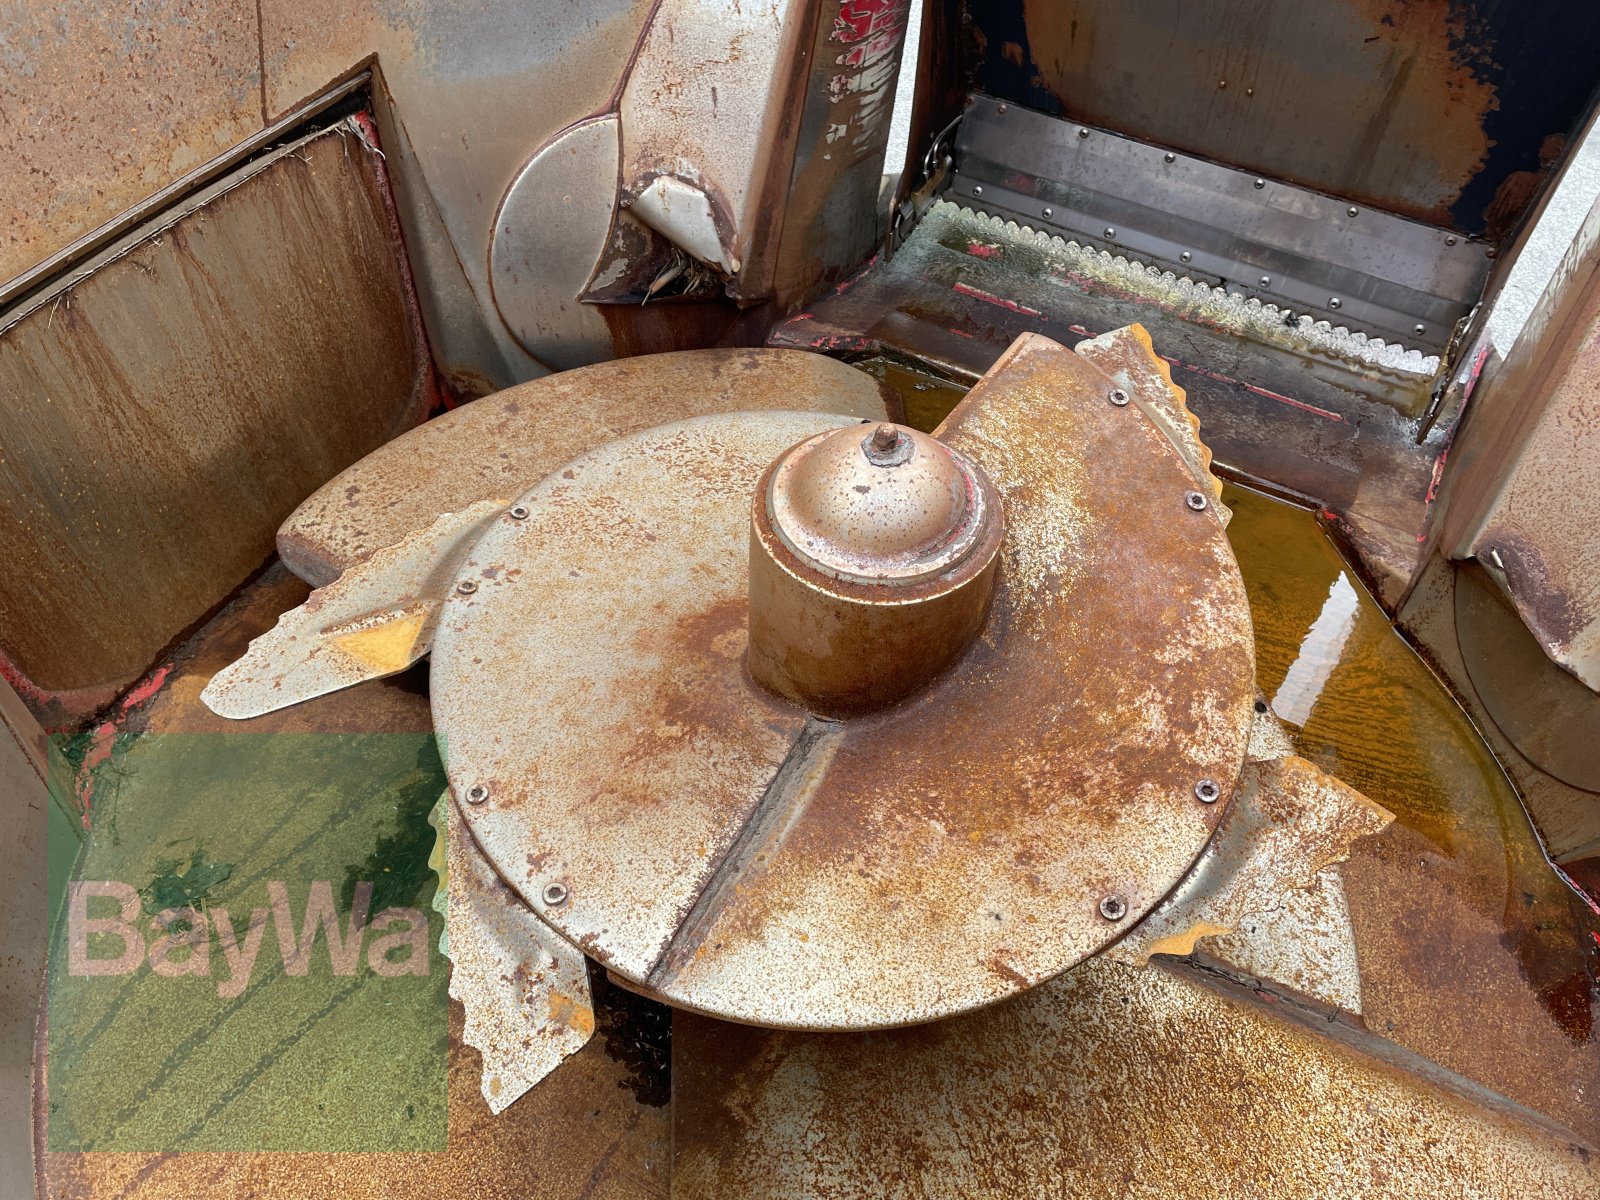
(279, 349, 894, 586)
(431, 413, 840, 986)
(0, 0, 263, 288)
(1110, 753, 1393, 965)
(655, 334, 1258, 1028)
(1227, 485, 1600, 1146)
(1017, 0, 1499, 228)
(0, 125, 430, 714)
(670, 955, 1599, 1198)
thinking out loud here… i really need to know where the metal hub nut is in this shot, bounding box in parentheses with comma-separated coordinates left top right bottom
(749, 421, 1005, 717)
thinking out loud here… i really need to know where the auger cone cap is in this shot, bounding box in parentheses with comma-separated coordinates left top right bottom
(750, 420, 1004, 718)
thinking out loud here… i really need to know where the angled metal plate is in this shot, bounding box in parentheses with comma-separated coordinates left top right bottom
(202, 502, 503, 719)
(432, 795, 595, 1114)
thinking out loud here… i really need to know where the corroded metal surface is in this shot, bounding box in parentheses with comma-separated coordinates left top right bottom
(431, 411, 832, 990)
(657, 335, 1255, 1026)
(967, 0, 1600, 239)
(433, 795, 596, 1114)
(1073, 322, 1227, 517)
(669, 955, 1600, 1198)
(204, 503, 502, 719)
(0, 0, 262, 289)
(769, 198, 1445, 603)
(279, 349, 895, 586)
(1200, 868, 1366, 1014)
(1227, 484, 1600, 1148)
(0, 122, 433, 714)
(617, 0, 810, 294)
(262, 0, 659, 380)
(435, 334, 1256, 1029)
(1442, 183, 1600, 692)
(1107, 754, 1392, 965)
(767, 0, 913, 308)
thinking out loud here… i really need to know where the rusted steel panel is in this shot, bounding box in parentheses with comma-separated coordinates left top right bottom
(259, 0, 658, 377)
(966, 0, 1600, 239)
(278, 349, 896, 586)
(0, 0, 264, 289)
(617, 0, 813, 295)
(656, 338, 1255, 1027)
(1398, 558, 1600, 882)
(771, 199, 1444, 603)
(1073, 323, 1226, 514)
(0, 673, 49, 1198)
(1431, 184, 1600, 691)
(669, 956, 1599, 1198)
(1107, 753, 1391, 965)
(0, 122, 433, 719)
(1463, 342, 1600, 691)
(431, 412, 832, 992)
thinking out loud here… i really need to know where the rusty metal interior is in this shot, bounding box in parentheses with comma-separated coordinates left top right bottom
(5, 1, 1600, 1196)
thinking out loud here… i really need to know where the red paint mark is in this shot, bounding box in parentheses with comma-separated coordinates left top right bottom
(76, 721, 118, 826)
(948, 328, 974, 338)
(1414, 447, 1452, 542)
(120, 664, 171, 710)
(1553, 863, 1600, 917)
(1165, 361, 1343, 422)
(1069, 324, 1096, 338)
(1465, 341, 1491, 393)
(1241, 383, 1343, 422)
(0, 653, 53, 707)
(966, 242, 1004, 260)
(834, 255, 878, 295)
(65, 659, 176, 827)
(807, 333, 874, 353)
(833, 0, 907, 51)
(951, 282, 1044, 318)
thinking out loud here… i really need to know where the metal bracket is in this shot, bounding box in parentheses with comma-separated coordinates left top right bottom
(948, 95, 1490, 354)
(889, 113, 962, 258)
